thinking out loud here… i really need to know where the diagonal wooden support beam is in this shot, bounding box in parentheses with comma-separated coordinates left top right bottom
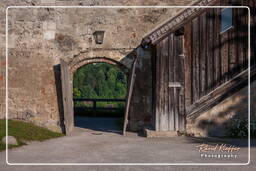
(123, 57, 138, 135)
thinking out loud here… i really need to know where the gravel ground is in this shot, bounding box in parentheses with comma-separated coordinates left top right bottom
(0, 117, 255, 171)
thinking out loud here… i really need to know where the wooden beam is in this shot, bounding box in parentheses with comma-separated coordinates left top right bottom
(187, 66, 256, 119)
(141, 0, 219, 46)
(123, 57, 138, 135)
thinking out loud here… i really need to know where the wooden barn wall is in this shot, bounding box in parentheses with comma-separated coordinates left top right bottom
(184, 0, 254, 108)
(153, 0, 255, 130)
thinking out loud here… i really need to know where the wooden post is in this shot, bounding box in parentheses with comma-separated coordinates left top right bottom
(60, 59, 74, 135)
(123, 57, 138, 135)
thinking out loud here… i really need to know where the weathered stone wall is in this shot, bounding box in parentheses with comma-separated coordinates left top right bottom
(186, 79, 256, 137)
(0, 0, 195, 132)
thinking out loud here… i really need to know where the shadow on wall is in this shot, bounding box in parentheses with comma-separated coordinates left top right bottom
(53, 64, 66, 133)
(53, 45, 153, 133)
(187, 5, 256, 139)
(204, 7, 255, 93)
(188, 75, 256, 139)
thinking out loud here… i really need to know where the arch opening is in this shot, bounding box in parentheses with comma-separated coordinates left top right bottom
(72, 62, 128, 133)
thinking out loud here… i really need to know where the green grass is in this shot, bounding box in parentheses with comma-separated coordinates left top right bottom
(0, 119, 64, 151)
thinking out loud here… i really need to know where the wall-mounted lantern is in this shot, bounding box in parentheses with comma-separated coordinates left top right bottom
(93, 30, 105, 44)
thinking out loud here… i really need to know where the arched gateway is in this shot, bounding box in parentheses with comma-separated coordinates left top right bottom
(60, 55, 136, 135)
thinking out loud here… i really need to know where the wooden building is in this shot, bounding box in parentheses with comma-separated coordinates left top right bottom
(142, 0, 256, 132)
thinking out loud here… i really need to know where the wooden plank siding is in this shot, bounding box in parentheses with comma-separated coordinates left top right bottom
(152, 0, 254, 130)
(192, 17, 200, 103)
(187, 2, 252, 106)
(168, 34, 175, 131)
(184, 22, 192, 111)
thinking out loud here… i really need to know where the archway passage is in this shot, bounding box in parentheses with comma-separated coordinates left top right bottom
(73, 62, 127, 133)
(61, 56, 136, 135)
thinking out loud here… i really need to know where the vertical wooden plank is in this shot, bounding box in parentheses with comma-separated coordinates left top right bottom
(219, 2, 229, 84)
(242, 7, 248, 69)
(241, 0, 251, 68)
(178, 35, 185, 131)
(155, 43, 161, 131)
(220, 33, 229, 83)
(229, 8, 237, 78)
(165, 37, 169, 131)
(168, 34, 175, 131)
(200, 12, 207, 96)
(159, 37, 169, 131)
(173, 35, 180, 131)
(234, 7, 240, 74)
(206, 9, 214, 92)
(173, 87, 178, 130)
(213, 8, 221, 88)
(237, 7, 245, 72)
(158, 40, 164, 131)
(151, 46, 156, 130)
(184, 22, 192, 112)
(192, 17, 200, 102)
(158, 39, 168, 131)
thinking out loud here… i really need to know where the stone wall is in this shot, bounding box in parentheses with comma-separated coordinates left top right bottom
(0, 0, 195, 132)
(186, 79, 256, 137)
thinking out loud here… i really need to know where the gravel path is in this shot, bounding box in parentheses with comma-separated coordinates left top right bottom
(0, 118, 255, 171)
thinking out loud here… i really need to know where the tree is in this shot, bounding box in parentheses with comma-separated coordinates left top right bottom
(73, 63, 127, 101)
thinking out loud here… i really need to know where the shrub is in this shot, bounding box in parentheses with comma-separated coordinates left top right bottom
(227, 117, 256, 138)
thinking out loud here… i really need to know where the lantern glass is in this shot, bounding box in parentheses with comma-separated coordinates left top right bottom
(93, 30, 105, 44)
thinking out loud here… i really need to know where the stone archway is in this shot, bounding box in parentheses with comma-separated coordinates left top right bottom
(60, 55, 131, 135)
(70, 56, 129, 74)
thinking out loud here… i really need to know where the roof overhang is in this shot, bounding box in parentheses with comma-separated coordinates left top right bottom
(141, 0, 219, 46)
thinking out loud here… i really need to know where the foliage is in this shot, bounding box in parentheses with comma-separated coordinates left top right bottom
(73, 63, 127, 108)
(0, 119, 64, 151)
(227, 117, 256, 138)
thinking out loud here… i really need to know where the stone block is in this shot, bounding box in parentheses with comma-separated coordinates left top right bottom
(43, 21, 56, 31)
(8, 34, 17, 48)
(2, 136, 18, 145)
(47, 22, 56, 30)
(43, 30, 55, 40)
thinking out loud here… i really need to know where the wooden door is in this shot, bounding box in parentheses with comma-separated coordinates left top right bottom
(155, 33, 185, 132)
(168, 34, 185, 132)
(60, 59, 74, 135)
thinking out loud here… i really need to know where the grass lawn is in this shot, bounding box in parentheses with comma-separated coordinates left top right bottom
(0, 119, 64, 151)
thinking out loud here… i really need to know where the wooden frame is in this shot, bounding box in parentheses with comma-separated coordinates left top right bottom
(187, 67, 256, 119)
